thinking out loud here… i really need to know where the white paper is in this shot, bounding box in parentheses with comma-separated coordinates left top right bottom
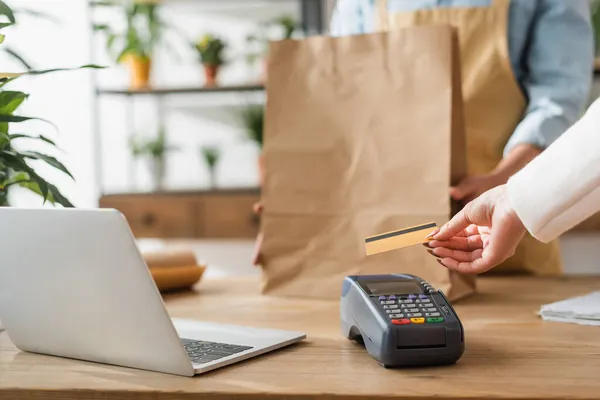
(538, 291, 600, 326)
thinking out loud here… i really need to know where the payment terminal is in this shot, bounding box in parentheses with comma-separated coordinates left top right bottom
(341, 274, 464, 367)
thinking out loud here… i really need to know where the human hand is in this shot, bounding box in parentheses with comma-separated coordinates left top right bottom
(426, 185, 526, 274)
(449, 173, 505, 203)
(451, 144, 542, 203)
(252, 202, 263, 266)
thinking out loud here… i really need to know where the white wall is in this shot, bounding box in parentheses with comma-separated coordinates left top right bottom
(1, 0, 301, 207)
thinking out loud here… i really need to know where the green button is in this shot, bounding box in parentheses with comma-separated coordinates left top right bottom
(426, 317, 444, 323)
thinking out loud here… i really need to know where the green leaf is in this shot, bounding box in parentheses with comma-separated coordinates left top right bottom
(0, 91, 28, 114)
(0, 64, 106, 88)
(2, 46, 34, 70)
(0, 114, 57, 133)
(19, 180, 56, 204)
(1, 153, 72, 207)
(0, 171, 31, 190)
(1, 152, 49, 201)
(89, 0, 119, 7)
(0, 114, 35, 123)
(8, 133, 56, 146)
(0, 132, 8, 149)
(0, 1, 16, 24)
(93, 23, 110, 32)
(12, 8, 61, 24)
(47, 183, 73, 207)
(0, 22, 11, 29)
(19, 151, 74, 180)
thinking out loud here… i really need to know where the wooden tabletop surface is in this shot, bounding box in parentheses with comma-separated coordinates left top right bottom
(1, 275, 600, 400)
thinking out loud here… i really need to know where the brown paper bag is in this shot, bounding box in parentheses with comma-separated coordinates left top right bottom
(259, 25, 474, 301)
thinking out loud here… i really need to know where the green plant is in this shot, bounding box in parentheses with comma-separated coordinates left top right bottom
(0, 1, 103, 207)
(246, 14, 298, 64)
(592, 0, 600, 56)
(130, 127, 177, 158)
(200, 146, 219, 169)
(275, 15, 297, 40)
(200, 145, 220, 187)
(130, 127, 177, 190)
(236, 104, 264, 148)
(195, 34, 226, 66)
(93, 1, 166, 63)
(0, 2, 60, 70)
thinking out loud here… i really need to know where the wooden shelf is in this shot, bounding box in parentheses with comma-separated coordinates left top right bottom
(101, 188, 260, 197)
(99, 189, 261, 239)
(96, 84, 264, 96)
(90, 0, 288, 5)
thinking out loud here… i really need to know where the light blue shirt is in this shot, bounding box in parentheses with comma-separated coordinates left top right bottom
(330, 0, 595, 157)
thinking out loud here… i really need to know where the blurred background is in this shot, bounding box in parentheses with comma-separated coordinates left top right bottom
(1, 0, 600, 275)
(0, 0, 335, 242)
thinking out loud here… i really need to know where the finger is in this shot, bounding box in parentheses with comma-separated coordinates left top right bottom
(437, 253, 496, 275)
(430, 224, 480, 240)
(437, 258, 494, 274)
(449, 178, 477, 201)
(427, 235, 484, 251)
(433, 196, 495, 241)
(431, 208, 474, 241)
(429, 247, 483, 262)
(252, 233, 263, 266)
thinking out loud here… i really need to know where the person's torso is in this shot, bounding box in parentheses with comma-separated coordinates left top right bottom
(331, 0, 541, 90)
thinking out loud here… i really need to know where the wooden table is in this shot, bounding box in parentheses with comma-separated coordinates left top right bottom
(2, 276, 600, 400)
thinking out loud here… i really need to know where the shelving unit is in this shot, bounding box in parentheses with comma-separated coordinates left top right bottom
(88, 0, 329, 238)
(96, 84, 264, 96)
(88, 0, 327, 198)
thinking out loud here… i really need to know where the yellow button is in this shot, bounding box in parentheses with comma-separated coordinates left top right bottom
(410, 318, 425, 324)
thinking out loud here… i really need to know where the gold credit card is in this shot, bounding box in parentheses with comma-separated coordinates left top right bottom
(365, 222, 437, 256)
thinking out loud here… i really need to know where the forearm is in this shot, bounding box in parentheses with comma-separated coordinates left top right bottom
(492, 143, 542, 183)
(506, 99, 600, 243)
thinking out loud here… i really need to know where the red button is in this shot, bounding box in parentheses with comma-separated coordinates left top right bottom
(392, 319, 411, 325)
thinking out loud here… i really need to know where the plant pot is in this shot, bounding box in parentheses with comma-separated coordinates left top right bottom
(208, 167, 217, 188)
(127, 55, 152, 90)
(147, 156, 166, 191)
(203, 64, 220, 87)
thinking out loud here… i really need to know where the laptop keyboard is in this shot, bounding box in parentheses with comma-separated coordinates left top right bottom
(181, 338, 253, 365)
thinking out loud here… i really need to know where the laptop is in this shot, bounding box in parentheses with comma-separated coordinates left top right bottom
(0, 207, 306, 376)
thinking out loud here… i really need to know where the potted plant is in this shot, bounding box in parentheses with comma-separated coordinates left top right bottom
(199, 145, 220, 188)
(246, 15, 298, 82)
(93, 2, 166, 90)
(236, 103, 264, 186)
(195, 34, 226, 87)
(0, 1, 102, 208)
(130, 127, 177, 190)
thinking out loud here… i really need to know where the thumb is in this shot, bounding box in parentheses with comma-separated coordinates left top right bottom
(432, 207, 473, 241)
(433, 195, 494, 241)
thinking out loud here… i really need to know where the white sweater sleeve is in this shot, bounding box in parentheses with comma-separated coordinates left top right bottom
(506, 97, 600, 243)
